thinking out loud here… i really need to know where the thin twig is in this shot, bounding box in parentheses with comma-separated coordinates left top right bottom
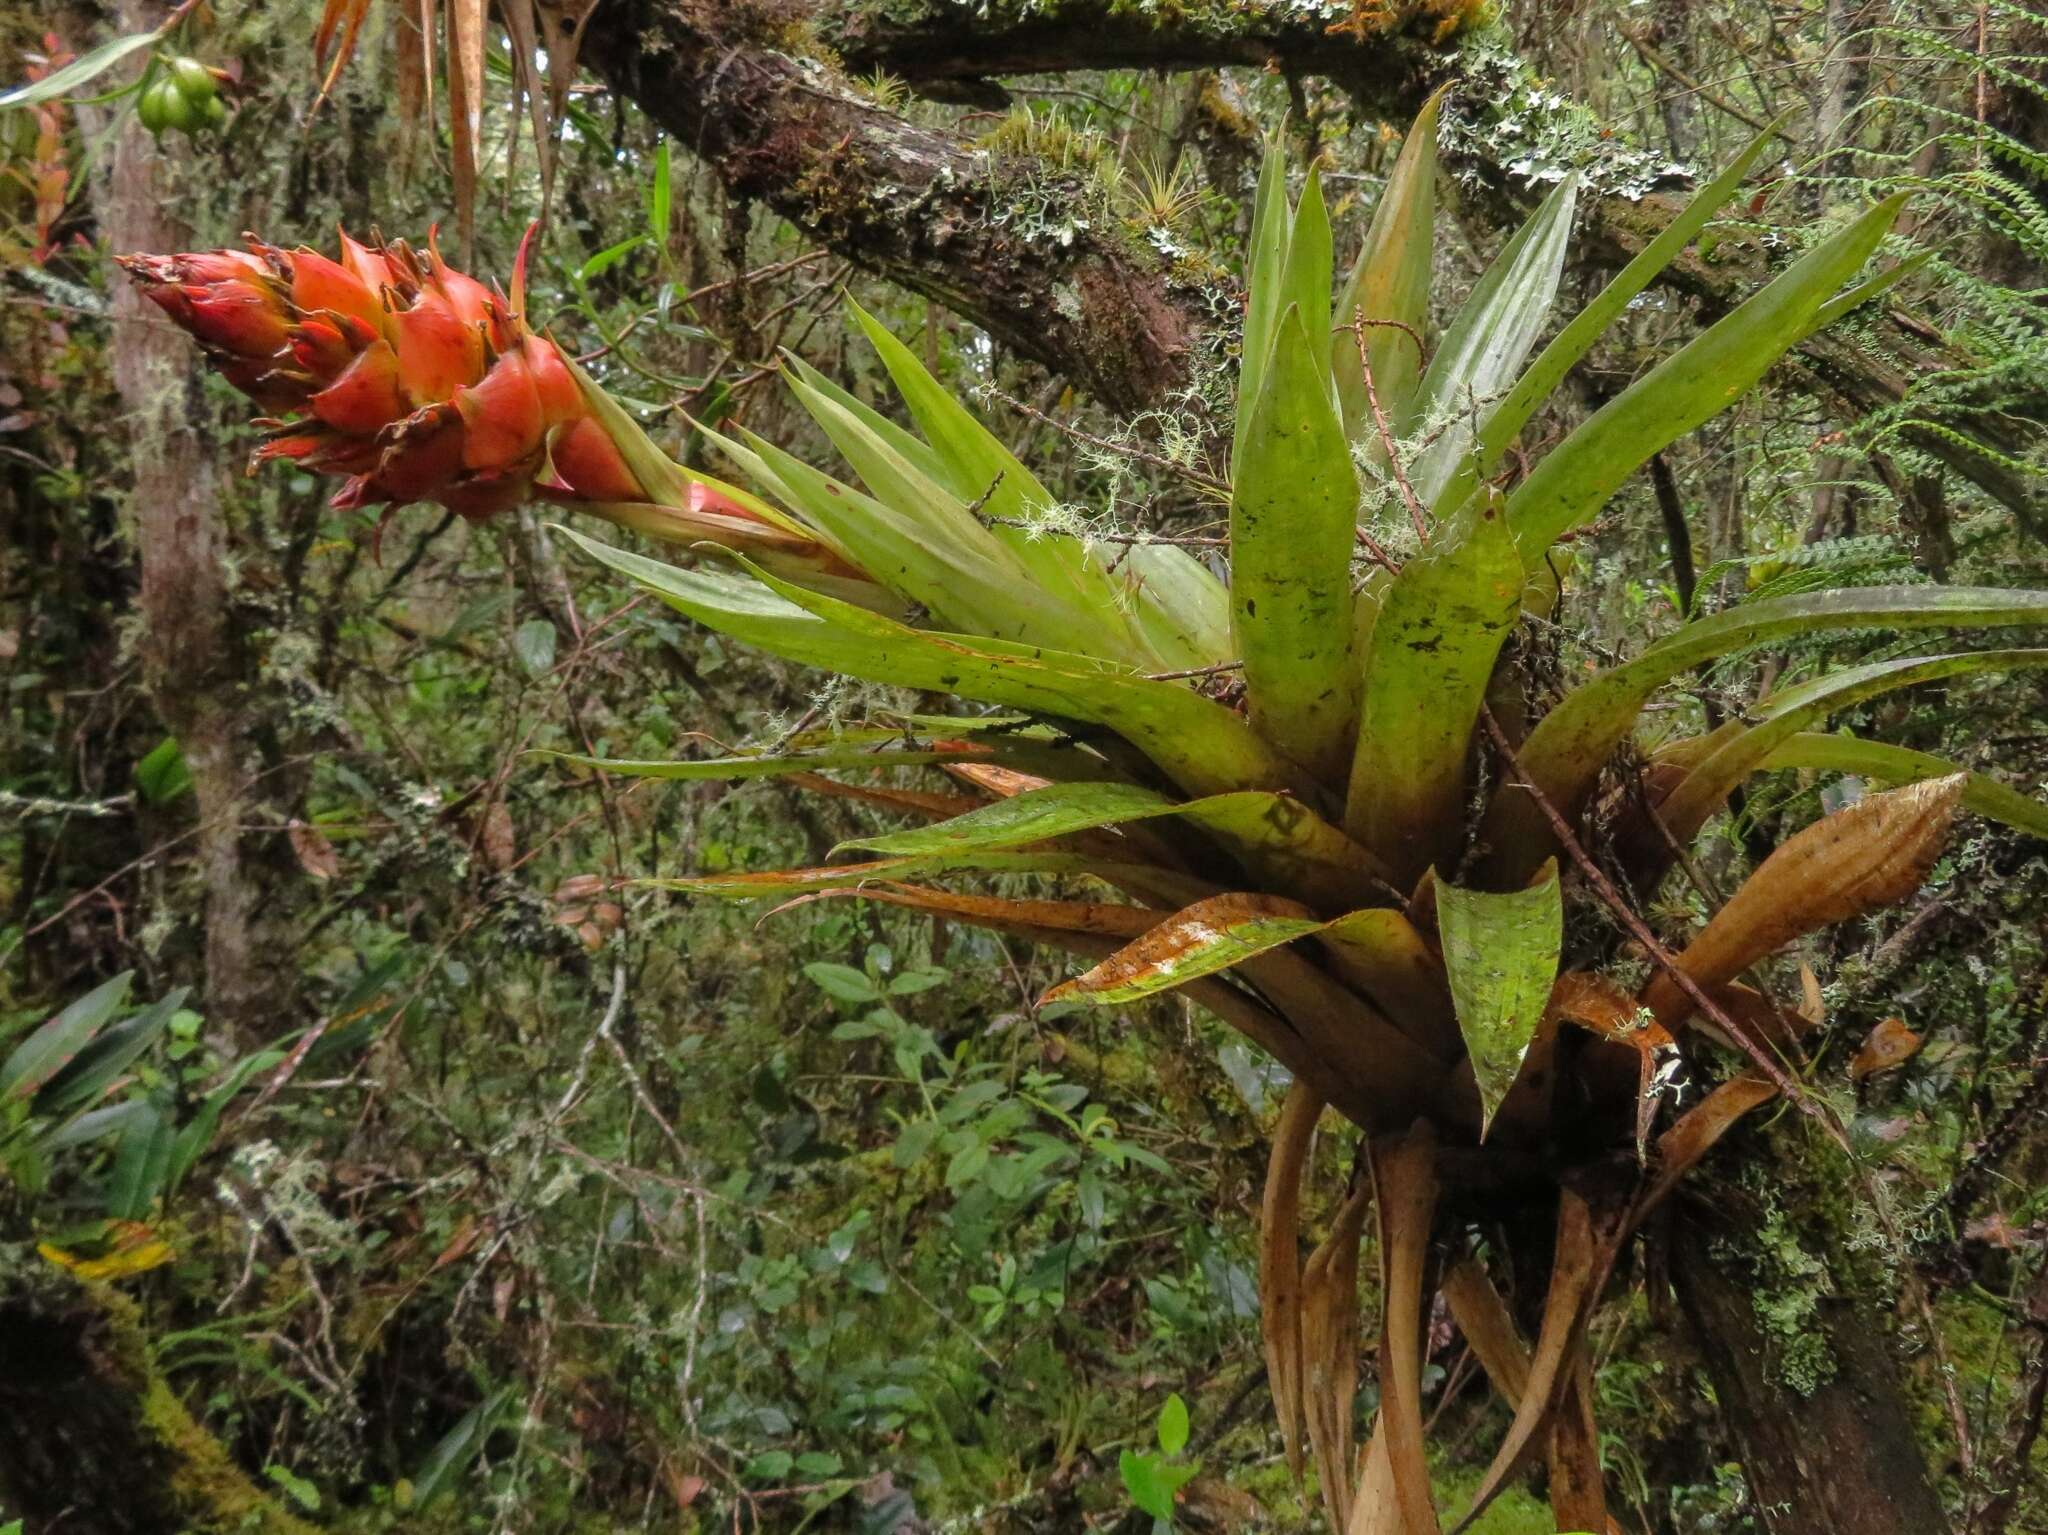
(1475, 705, 1842, 1147)
(1143, 659, 1245, 682)
(1345, 308, 1430, 540)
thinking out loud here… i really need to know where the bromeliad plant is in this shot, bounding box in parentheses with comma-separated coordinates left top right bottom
(132, 99, 2048, 1532)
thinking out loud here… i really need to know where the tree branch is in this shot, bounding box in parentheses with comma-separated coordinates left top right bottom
(578, 0, 1208, 411)
(577, 0, 2047, 532)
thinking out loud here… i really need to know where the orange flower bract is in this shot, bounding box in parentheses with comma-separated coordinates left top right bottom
(120, 230, 657, 524)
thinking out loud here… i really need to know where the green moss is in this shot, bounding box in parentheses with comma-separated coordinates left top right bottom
(101, 1288, 323, 1535)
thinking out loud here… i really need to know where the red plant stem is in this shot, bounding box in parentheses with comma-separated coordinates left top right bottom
(1347, 309, 1429, 541)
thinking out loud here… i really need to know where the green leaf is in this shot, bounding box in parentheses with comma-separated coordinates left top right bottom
(1041, 894, 1327, 1006)
(1442, 123, 1780, 512)
(1656, 648, 2048, 841)
(562, 530, 1313, 802)
(1508, 193, 1908, 557)
(1, 32, 157, 109)
(2, 973, 132, 1105)
(837, 781, 1387, 910)
(804, 963, 882, 1005)
(166, 1049, 287, 1195)
(648, 138, 672, 252)
(1232, 304, 1360, 782)
(512, 618, 557, 677)
(105, 1097, 175, 1220)
(1404, 175, 1579, 508)
(36, 1098, 154, 1156)
(36, 988, 186, 1118)
(1281, 170, 1333, 374)
(650, 851, 1176, 900)
(135, 736, 193, 805)
(842, 782, 1171, 856)
(1234, 136, 1294, 476)
(771, 379, 1112, 653)
(1345, 494, 1524, 885)
(1157, 1392, 1191, 1456)
(411, 1387, 515, 1506)
(1334, 88, 1440, 440)
(1482, 583, 2048, 882)
(1760, 731, 2048, 840)
(576, 234, 647, 282)
(1121, 1449, 1199, 1523)
(1436, 861, 1563, 1136)
(845, 301, 1168, 667)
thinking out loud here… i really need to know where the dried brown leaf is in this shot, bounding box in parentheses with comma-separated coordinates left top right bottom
(1642, 775, 1966, 1029)
(1261, 1079, 1323, 1483)
(288, 818, 340, 881)
(1369, 1121, 1442, 1535)
(1450, 1187, 1605, 1534)
(481, 799, 516, 871)
(1304, 1173, 1373, 1526)
(1851, 1016, 1923, 1080)
(1318, 907, 1460, 1059)
(1639, 1074, 1777, 1218)
(1547, 1359, 1610, 1535)
(446, 0, 486, 261)
(944, 761, 1053, 798)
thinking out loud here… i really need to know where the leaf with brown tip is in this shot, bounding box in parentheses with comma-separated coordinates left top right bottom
(1641, 775, 1967, 1029)
(1040, 893, 1327, 1006)
(1261, 1078, 1323, 1482)
(1369, 1121, 1442, 1535)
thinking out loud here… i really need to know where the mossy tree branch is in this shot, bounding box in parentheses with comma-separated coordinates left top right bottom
(575, 0, 2047, 533)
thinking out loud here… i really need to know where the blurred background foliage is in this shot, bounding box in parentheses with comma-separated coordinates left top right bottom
(3, 0, 2048, 1530)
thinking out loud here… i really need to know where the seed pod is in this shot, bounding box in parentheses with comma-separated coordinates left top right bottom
(168, 56, 217, 103)
(136, 77, 171, 135)
(158, 80, 198, 133)
(200, 95, 229, 130)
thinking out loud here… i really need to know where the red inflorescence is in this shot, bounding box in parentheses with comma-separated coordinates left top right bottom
(120, 230, 643, 522)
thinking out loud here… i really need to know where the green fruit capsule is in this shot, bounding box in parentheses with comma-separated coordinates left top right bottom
(168, 56, 217, 103)
(137, 77, 172, 135)
(159, 80, 198, 133)
(200, 95, 228, 130)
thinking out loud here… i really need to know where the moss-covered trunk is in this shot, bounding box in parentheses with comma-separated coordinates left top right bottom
(0, 1247, 315, 1535)
(1672, 1196, 1950, 1535)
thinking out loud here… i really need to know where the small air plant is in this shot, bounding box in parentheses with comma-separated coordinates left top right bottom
(131, 95, 2048, 1532)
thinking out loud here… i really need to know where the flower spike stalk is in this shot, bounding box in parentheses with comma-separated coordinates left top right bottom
(119, 228, 872, 595)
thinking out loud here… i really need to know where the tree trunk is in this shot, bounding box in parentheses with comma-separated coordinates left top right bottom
(97, 3, 301, 1046)
(0, 1246, 316, 1535)
(1671, 1195, 1951, 1535)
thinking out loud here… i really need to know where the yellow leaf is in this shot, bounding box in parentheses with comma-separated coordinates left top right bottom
(39, 1221, 174, 1280)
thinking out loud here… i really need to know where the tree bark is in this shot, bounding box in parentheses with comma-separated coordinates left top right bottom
(97, 7, 301, 1046)
(1671, 1195, 1951, 1535)
(574, 0, 2048, 533)
(0, 1247, 316, 1535)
